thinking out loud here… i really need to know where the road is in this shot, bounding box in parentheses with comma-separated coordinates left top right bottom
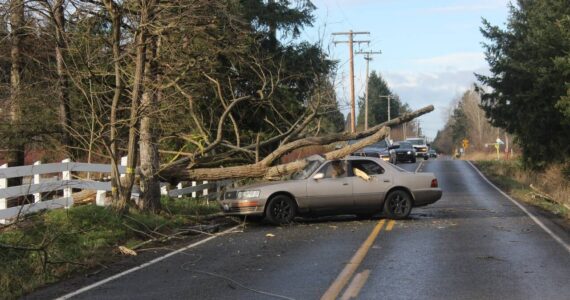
(30, 158, 570, 300)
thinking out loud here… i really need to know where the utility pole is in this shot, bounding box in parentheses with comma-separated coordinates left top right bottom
(417, 120, 421, 137)
(333, 30, 370, 133)
(356, 50, 381, 130)
(378, 95, 395, 121)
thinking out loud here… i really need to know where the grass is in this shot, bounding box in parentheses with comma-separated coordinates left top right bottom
(0, 197, 220, 300)
(471, 159, 569, 220)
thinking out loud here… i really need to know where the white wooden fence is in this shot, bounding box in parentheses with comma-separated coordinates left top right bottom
(0, 158, 233, 223)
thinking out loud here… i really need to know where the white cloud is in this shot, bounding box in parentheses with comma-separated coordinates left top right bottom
(411, 52, 487, 72)
(381, 68, 489, 139)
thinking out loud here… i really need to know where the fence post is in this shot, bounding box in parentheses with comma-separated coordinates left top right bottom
(33, 161, 41, 203)
(177, 182, 183, 198)
(96, 190, 106, 206)
(0, 164, 6, 224)
(0, 164, 7, 211)
(62, 159, 72, 205)
(191, 181, 196, 198)
(120, 156, 127, 178)
(160, 183, 169, 196)
(203, 180, 209, 204)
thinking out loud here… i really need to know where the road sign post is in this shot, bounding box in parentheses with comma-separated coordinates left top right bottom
(462, 139, 469, 154)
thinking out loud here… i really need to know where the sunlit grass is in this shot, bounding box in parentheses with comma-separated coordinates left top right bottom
(473, 159, 569, 221)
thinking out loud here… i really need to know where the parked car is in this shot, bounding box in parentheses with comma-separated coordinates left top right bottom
(428, 149, 438, 158)
(393, 141, 417, 163)
(219, 155, 442, 224)
(406, 137, 429, 160)
(349, 138, 397, 164)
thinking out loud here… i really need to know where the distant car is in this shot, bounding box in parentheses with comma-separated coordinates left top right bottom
(406, 137, 429, 160)
(394, 141, 417, 163)
(428, 149, 438, 158)
(349, 138, 397, 164)
(219, 155, 443, 224)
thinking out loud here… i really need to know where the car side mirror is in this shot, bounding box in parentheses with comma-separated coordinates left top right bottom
(313, 173, 324, 180)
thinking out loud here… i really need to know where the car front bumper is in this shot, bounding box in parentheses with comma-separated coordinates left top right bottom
(219, 199, 266, 216)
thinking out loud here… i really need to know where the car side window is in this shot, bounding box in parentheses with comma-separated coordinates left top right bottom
(351, 160, 384, 175)
(320, 160, 348, 178)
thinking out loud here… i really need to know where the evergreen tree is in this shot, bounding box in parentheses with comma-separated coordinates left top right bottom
(356, 71, 401, 129)
(477, 0, 570, 168)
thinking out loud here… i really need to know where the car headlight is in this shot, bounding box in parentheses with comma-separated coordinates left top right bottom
(407, 151, 411, 154)
(237, 190, 260, 199)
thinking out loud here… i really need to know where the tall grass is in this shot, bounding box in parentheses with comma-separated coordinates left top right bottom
(472, 156, 569, 219)
(0, 197, 220, 299)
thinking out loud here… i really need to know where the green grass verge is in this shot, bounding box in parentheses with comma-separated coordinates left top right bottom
(0, 197, 220, 300)
(473, 160, 569, 220)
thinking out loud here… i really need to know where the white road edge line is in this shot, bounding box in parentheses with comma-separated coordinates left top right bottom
(466, 160, 570, 254)
(414, 160, 424, 173)
(56, 225, 242, 300)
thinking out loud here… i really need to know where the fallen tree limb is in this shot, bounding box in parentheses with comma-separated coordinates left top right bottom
(159, 105, 434, 182)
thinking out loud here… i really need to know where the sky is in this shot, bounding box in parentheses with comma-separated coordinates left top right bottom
(301, 0, 511, 140)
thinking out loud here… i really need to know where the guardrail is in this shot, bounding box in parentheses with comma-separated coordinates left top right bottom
(0, 158, 233, 223)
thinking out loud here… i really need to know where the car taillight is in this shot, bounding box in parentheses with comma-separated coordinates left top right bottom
(431, 178, 438, 188)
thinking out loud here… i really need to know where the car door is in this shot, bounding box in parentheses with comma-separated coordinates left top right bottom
(306, 160, 354, 211)
(350, 159, 392, 209)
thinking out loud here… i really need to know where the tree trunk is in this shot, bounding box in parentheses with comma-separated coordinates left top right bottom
(139, 33, 161, 212)
(53, 0, 72, 156)
(8, 0, 25, 184)
(159, 105, 434, 182)
(116, 0, 152, 212)
(103, 0, 123, 205)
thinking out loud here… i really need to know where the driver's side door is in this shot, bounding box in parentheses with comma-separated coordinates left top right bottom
(306, 161, 354, 211)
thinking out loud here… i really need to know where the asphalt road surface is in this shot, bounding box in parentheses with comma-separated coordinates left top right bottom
(30, 158, 570, 300)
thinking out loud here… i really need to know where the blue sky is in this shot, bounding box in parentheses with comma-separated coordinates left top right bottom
(301, 0, 511, 139)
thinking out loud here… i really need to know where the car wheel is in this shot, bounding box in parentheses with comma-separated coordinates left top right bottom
(384, 190, 412, 219)
(411, 157, 416, 163)
(265, 195, 296, 225)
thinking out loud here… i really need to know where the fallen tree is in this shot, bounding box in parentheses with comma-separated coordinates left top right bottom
(159, 105, 434, 182)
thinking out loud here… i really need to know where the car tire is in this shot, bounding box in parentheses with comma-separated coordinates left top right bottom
(384, 190, 412, 220)
(411, 157, 416, 163)
(265, 195, 296, 225)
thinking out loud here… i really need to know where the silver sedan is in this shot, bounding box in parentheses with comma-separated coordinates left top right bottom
(219, 155, 442, 224)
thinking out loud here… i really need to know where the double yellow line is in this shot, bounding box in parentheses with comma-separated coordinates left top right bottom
(321, 219, 395, 300)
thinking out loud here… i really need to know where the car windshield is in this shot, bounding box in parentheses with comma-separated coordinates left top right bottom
(370, 140, 388, 148)
(291, 160, 322, 180)
(406, 139, 425, 146)
(399, 142, 413, 149)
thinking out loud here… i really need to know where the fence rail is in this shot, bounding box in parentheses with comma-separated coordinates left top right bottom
(0, 158, 232, 223)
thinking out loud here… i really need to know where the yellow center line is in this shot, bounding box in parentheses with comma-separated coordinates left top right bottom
(320, 220, 386, 300)
(340, 269, 371, 300)
(385, 220, 396, 231)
